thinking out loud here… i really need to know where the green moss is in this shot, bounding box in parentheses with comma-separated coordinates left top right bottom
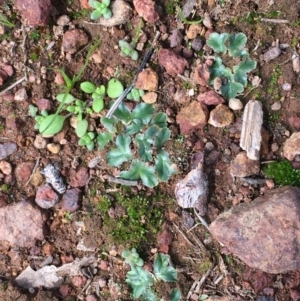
(267, 65, 282, 100)
(1, 184, 9, 192)
(98, 191, 163, 248)
(264, 160, 300, 186)
(165, 0, 180, 15)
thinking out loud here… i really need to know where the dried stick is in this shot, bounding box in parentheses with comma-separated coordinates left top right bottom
(173, 223, 198, 249)
(25, 157, 40, 186)
(193, 208, 210, 231)
(106, 175, 138, 186)
(0, 76, 26, 96)
(260, 18, 289, 24)
(105, 32, 160, 118)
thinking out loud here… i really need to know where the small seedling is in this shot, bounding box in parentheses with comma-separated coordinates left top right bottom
(127, 87, 144, 101)
(89, 0, 112, 20)
(207, 32, 257, 99)
(80, 81, 106, 113)
(0, 13, 14, 28)
(107, 78, 124, 98)
(122, 248, 181, 301)
(119, 40, 139, 60)
(177, 7, 203, 25)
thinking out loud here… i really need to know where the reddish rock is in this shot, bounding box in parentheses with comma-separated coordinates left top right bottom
(208, 104, 234, 127)
(176, 101, 208, 135)
(194, 63, 210, 86)
(289, 116, 300, 129)
(59, 285, 71, 298)
(230, 152, 260, 177)
(0, 70, 8, 86)
(0, 200, 46, 248)
(157, 227, 173, 253)
(210, 186, 300, 273)
(71, 275, 87, 288)
(133, 0, 159, 23)
(0, 143, 17, 160)
(36, 98, 53, 111)
(1, 64, 14, 76)
(35, 184, 59, 209)
(62, 29, 89, 54)
(15, 161, 35, 184)
(80, 0, 91, 9)
(197, 90, 224, 105)
(16, 0, 52, 26)
(70, 167, 89, 187)
(135, 68, 159, 91)
(158, 48, 188, 77)
(283, 132, 300, 161)
(61, 188, 81, 213)
(290, 289, 300, 300)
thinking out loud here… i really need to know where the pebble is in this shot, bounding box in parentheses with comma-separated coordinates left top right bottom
(141, 92, 157, 103)
(47, 143, 61, 154)
(15, 161, 35, 184)
(0, 142, 17, 160)
(0, 161, 12, 175)
(271, 142, 279, 152)
(229, 98, 243, 110)
(135, 68, 159, 91)
(34, 135, 47, 149)
(36, 98, 53, 111)
(230, 152, 260, 177)
(197, 90, 224, 106)
(271, 102, 281, 111)
(35, 184, 59, 209)
(282, 83, 292, 91)
(283, 132, 300, 160)
(57, 15, 70, 26)
(133, 0, 159, 23)
(208, 104, 234, 127)
(169, 29, 183, 48)
(263, 47, 281, 62)
(14, 88, 28, 101)
(186, 24, 203, 39)
(62, 29, 89, 54)
(191, 38, 203, 51)
(61, 188, 81, 213)
(70, 167, 89, 188)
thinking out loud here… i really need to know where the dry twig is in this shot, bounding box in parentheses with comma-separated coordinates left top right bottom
(260, 18, 289, 24)
(25, 157, 40, 186)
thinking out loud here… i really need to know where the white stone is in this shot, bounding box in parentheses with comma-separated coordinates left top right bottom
(229, 98, 243, 110)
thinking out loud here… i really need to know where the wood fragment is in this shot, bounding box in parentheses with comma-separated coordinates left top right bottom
(0, 76, 26, 96)
(106, 175, 138, 186)
(240, 100, 263, 160)
(260, 18, 289, 24)
(25, 157, 40, 187)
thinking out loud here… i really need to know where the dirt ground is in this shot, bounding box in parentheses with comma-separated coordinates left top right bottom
(1, 0, 300, 300)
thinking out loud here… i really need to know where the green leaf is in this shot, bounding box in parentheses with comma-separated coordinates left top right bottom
(113, 102, 132, 124)
(233, 57, 257, 74)
(120, 160, 158, 188)
(150, 112, 167, 128)
(144, 126, 159, 140)
(107, 78, 124, 98)
(39, 114, 65, 136)
(177, 7, 203, 25)
(101, 116, 117, 132)
(206, 32, 229, 53)
(80, 81, 96, 93)
(199, 295, 209, 301)
(154, 127, 170, 149)
(227, 33, 248, 58)
(92, 98, 104, 113)
(209, 56, 227, 82)
(56, 93, 75, 104)
(221, 80, 244, 99)
(170, 288, 182, 301)
(91, 9, 103, 20)
(103, 9, 112, 19)
(155, 150, 175, 181)
(106, 134, 132, 166)
(97, 132, 113, 149)
(153, 253, 177, 282)
(135, 134, 153, 162)
(28, 104, 38, 117)
(76, 119, 88, 138)
(233, 69, 248, 87)
(86, 141, 95, 151)
(125, 119, 143, 135)
(132, 103, 155, 125)
(102, 0, 110, 6)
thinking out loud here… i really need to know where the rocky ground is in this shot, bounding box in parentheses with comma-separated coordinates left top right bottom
(2, 0, 300, 300)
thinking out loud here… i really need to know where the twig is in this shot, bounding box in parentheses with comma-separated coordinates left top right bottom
(105, 32, 160, 118)
(173, 223, 198, 249)
(0, 76, 27, 96)
(25, 157, 40, 186)
(278, 55, 292, 66)
(193, 208, 210, 231)
(260, 18, 289, 24)
(106, 175, 138, 186)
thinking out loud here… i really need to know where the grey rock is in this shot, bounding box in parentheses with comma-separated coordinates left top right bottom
(61, 188, 81, 213)
(0, 200, 46, 248)
(263, 47, 281, 62)
(0, 142, 17, 160)
(209, 186, 300, 273)
(170, 29, 183, 48)
(41, 163, 66, 194)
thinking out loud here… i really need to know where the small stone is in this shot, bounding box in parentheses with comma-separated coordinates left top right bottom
(197, 91, 224, 106)
(230, 152, 260, 177)
(283, 132, 300, 161)
(43, 242, 55, 255)
(54, 72, 65, 85)
(30, 169, 44, 187)
(47, 143, 61, 154)
(194, 63, 210, 86)
(71, 275, 87, 288)
(282, 83, 292, 91)
(271, 102, 281, 111)
(1, 64, 14, 76)
(271, 142, 279, 152)
(263, 47, 281, 62)
(133, 0, 159, 23)
(191, 38, 203, 51)
(61, 188, 81, 213)
(209, 186, 300, 273)
(0, 142, 17, 160)
(0, 161, 12, 175)
(289, 116, 300, 129)
(97, 0, 132, 26)
(15, 161, 35, 184)
(34, 135, 47, 149)
(56, 15, 70, 26)
(158, 48, 188, 77)
(62, 29, 89, 54)
(35, 184, 59, 209)
(16, 0, 52, 26)
(36, 98, 53, 111)
(170, 29, 183, 48)
(0, 200, 46, 247)
(186, 24, 203, 39)
(182, 47, 194, 59)
(70, 167, 89, 188)
(14, 88, 28, 101)
(176, 101, 208, 135)
(135, 68, 159, 91)
(208, 104, 234, 127)
(86, 295, 98, 301)
(203, 12, 213, 29)
(141, 92, 157, 103)
(229, 98, 243, 110)
(91, 52, 103, 64)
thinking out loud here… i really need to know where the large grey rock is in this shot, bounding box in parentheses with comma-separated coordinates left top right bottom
(209, 186, 300, 273)
(0, 200, 46, 248)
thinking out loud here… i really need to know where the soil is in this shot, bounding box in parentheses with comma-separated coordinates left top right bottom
(1, 0, 300, 300)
